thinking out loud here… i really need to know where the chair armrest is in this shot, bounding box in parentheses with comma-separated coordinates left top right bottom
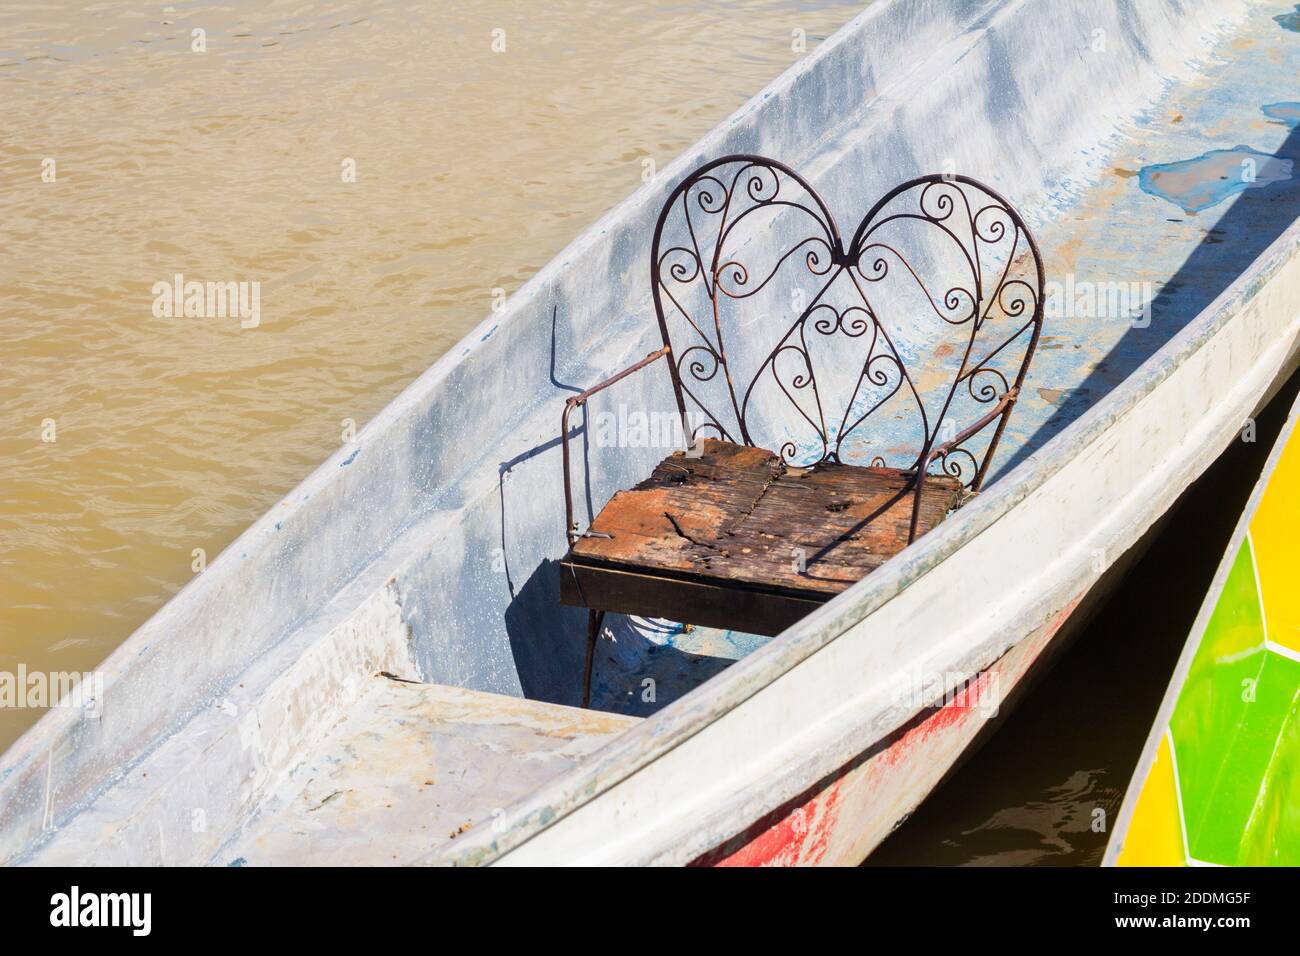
(907, 387, 1019, 543)
(562, 346, 672, 547)
(919, 387, 1019, 473)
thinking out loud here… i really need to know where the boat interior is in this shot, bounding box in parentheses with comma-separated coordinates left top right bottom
(6, 0, 1300, 866)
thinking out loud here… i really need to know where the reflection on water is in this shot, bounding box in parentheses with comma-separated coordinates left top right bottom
(918, 769, 1112, 868)
(0, 1, 861, 752)
(868, 371, 1300, 866)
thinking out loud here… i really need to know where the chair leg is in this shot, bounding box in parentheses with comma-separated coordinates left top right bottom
(581, 610, 606, 709)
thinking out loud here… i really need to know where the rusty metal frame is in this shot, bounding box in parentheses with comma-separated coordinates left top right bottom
(561, 345, 671, 548)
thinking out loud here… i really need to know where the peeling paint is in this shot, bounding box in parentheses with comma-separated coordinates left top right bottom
(1138, 147, 1293, 213)
(1262, 101, 1300, 128)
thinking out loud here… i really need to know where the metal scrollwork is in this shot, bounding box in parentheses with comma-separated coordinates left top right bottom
(649, 155, 1045, 497)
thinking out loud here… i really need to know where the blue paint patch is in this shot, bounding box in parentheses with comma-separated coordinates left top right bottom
(340, 448, 359, 467)
(227, 857, 247, 867)
(1276, 4, 1300, 32)
(480, 325, 498, 341)
(1137, 146, 1293, 212)
(1262, 102, 1300, 129)
(274, 522, 282, 531)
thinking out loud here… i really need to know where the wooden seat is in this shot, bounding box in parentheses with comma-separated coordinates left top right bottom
(561, 439, 963, 636)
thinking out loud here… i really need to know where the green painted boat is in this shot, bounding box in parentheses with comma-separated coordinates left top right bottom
(1106, 392, 1300, 866)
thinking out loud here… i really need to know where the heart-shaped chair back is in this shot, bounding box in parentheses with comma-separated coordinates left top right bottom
(649, 155, 1045, 492)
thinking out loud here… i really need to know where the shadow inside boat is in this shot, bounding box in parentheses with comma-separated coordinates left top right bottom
(504, 559, 734, 714)
(501, 303, 735, 713)
(997, 121, 1300, 477)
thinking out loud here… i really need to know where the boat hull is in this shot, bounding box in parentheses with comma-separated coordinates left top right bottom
(692, 599, 1074, 866)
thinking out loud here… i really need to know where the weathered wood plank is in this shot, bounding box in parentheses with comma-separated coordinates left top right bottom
(565, 439, 963, 622)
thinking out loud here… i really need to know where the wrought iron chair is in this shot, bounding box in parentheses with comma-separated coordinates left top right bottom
(559, 155, 1045, 706)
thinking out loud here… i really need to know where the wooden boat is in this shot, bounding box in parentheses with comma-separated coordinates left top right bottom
(3, 0, 1300, 866)
(1105, 392, 1300, 867)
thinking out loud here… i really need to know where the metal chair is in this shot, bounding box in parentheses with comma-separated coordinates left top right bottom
(559, 155, 1045, 706)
